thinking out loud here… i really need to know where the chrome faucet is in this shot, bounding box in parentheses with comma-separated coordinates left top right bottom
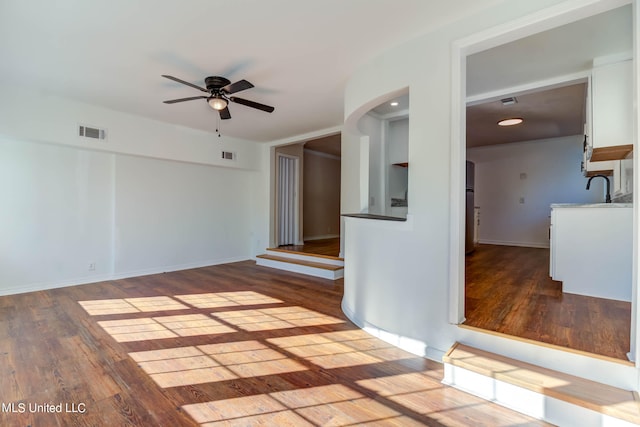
(586, 174, 611, 203)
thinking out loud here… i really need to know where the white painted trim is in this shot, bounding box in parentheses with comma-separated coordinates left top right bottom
(267, 125, 343, 148)
(630, 0, 640, 367)
(443, 363, 638, 427)
(0, 256, 250, 297)
(303, 148, 340, 161)
(367, 108, 410, 122)
(256, 257, 342, 280)
(466, 70, 590, 105)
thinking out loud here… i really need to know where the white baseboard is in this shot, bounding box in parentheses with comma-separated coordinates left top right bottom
(478, 239, 549, 249)
(0, 256, 250, 297)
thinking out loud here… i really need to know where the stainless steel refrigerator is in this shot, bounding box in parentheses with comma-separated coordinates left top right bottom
(465, 161, 475, 254)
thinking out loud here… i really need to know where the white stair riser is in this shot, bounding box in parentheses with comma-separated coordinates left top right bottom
(257, 258, 343, 280)
(443, 364, 637, 427)
(265, 250, 343, 267)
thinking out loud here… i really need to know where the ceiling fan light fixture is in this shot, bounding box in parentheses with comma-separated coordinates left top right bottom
(497, 117, 523, 126)
(208, 96, 228, 111)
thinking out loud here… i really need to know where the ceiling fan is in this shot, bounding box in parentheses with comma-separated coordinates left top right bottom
(161, 75, 275, 120)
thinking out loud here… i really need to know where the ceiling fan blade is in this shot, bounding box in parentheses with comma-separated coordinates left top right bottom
(230, 96, 275, 113)
(219, 107, 231, 120)
(161, 75, 208, 93)
(163, 96, 208, 104)
(223, 79, 254, 94)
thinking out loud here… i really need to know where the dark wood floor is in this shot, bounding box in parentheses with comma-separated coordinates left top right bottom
(278, 237, 341, 258)
(0, 261, 548, 426)
(464, 244, 631, 360)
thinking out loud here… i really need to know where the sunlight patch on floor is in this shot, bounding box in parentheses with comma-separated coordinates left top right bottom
(174, 291, 283, 308)
(129, 346, 238, 388)
(98, 314, 234, 342)
(78, 296, 189, 315)
(129, 340, 306, 388)
(182, 384, 421, 426)
(267, 330, 416, 369)
(211, 306, 344, 332)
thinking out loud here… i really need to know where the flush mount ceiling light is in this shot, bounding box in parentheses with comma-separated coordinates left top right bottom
(208, 95, 228, 111)
(390, 101, 399, 106)
(497, 118, 523, 126)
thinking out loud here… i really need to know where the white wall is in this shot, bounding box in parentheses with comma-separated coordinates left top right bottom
(0, 83, 261, 295)
(340, 0, 639, 390)
(114, 155, 252, 275)
(467, 135, 604, 248)
(303, 150, 341, 240)
(0, 138, 113, 293)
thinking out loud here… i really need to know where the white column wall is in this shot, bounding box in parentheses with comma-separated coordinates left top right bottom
(340, 0, 639, 390)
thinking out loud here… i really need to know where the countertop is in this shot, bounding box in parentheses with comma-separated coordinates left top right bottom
(551, 203, 632, 208)
(341, 213, 407, 221)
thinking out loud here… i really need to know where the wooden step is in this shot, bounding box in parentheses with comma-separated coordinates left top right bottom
(267, 247, 344, 262)
(256, 254, 343, 271)
(255, 254, 344, 280)
(443, 343, 640, 426)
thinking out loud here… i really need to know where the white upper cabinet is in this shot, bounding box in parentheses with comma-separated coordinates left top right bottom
(590, 58, 633, 161)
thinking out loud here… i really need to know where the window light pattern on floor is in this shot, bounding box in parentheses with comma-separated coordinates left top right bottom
(98, 314, 234, 342)
(129, 340, 306, 388)
(174, 291, 283, 308)
(79, 296, 189, 315)
(80, 289, 545, 426)
(182, 384, 420, 426)
(267, 329, 415, 369)
(210, 306, 344, 332)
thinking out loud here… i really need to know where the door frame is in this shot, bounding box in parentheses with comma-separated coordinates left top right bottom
(448, 0, 638, 362)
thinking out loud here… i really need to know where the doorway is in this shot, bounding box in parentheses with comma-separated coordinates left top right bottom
(450, 0, 637, 361)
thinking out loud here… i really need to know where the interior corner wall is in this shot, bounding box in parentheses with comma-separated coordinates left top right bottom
(467, 135, 605, 248)
(303, 150, 341, 240)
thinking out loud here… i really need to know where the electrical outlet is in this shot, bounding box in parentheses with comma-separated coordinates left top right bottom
(88, 262, 96, 271)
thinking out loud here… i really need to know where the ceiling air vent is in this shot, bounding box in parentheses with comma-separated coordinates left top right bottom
(221, 151, 235, 160)
(500, 97, 517, 106)
(78, 124, 107, 140)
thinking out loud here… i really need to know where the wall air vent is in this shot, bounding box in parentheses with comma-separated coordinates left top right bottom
(221, 151, 235, 160)
(78, 124, 107, 140)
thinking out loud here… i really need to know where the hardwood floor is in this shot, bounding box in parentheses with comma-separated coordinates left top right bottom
(278, 237, 341, 258)
(0, 261, 548, 426)
(464, 244, 631, 360)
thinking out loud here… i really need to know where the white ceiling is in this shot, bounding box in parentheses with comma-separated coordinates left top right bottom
(0, 0, 503, 143)
(467, 4, 632, 98)
(466, 4, 632, 147)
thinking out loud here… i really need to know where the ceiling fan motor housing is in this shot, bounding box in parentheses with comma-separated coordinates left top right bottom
(205, 76, 231, 92)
